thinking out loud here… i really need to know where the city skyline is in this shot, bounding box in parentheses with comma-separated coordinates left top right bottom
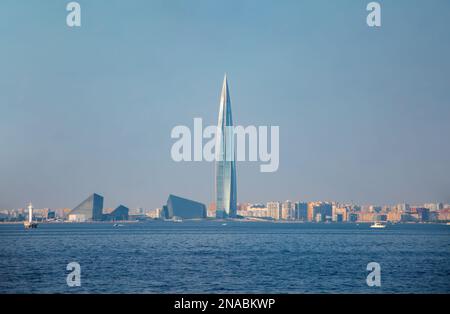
(2, 196, 448, 214)
(2, 195, 449, 224)
(1, 0, 450, 210)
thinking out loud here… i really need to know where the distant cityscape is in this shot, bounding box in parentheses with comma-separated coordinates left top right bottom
(1, 76, 449, 225)
(0, 192, 449, 224)
(231, 200, 450, 223)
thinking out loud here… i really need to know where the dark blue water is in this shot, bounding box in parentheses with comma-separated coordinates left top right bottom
(0, 221, 449, 293)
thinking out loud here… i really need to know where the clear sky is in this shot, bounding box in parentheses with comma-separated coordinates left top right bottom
(1, 0, 449, 210)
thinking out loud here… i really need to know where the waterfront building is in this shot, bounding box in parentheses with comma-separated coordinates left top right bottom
(215, 75, 237, 218)
(104, 205, 129, 221)
(54, 208, 72, 219)
(438, 209, 450, 221)
(207, 202, 217, 218)
(348, 212, 359, 222)
(267, 201, 282, 220)
(315, 213, 322, 222)
(68, 193, 104, 222)
(307, 202, 315, 221)
(401, 213, 418, 222)
(47, 211, 56, 219)
(238, 204, 269, 218)
(238, 203, 250, 211)
(397, 203, 410, 212)
(414, 207, 430, 222)
(376, 214, 388, 222)
(164, 194, 206, 219)
(294, 202, 308, 221)
(333, 207, 348, 222)
(369, 206, 382, 213)
(424, 203, 443, 212)
(281, 200, 294, 220)
(428, 211, 439, 222)
(308, 202, 332, 222)
(146, 208, 163, 219)
(358, 212, 377, 222)
(319, 203, 332, 222)
(387, 210, 402, 222)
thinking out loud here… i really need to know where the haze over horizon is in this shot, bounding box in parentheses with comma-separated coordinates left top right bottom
(1, 0, 449, 209)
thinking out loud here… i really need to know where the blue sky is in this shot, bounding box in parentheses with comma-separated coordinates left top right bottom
(0, 0, 449, 209)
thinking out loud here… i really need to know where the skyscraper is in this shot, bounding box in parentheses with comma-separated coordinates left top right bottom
(215, 75, 237, 218)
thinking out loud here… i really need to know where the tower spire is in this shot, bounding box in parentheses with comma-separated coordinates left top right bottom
(215, 74, 237, 218)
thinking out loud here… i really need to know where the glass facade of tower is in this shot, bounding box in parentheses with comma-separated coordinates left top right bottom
(215, 75, 237, 218)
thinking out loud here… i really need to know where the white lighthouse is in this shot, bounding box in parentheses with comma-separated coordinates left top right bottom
(24, 202, 38, 229)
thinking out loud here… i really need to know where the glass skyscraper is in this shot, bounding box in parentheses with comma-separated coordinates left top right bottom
(215, 75, 237, 218)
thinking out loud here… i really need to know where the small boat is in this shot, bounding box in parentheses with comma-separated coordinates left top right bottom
(172, 218, 183, 223)
(370, 221, 386, 229)
(222, 223, 227, 226)
(113, 223, 124, 227)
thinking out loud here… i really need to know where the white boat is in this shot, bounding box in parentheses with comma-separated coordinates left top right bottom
(370, 221, 386, 229)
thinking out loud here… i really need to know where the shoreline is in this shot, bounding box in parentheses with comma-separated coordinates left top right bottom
(0, 220, 448, 225)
